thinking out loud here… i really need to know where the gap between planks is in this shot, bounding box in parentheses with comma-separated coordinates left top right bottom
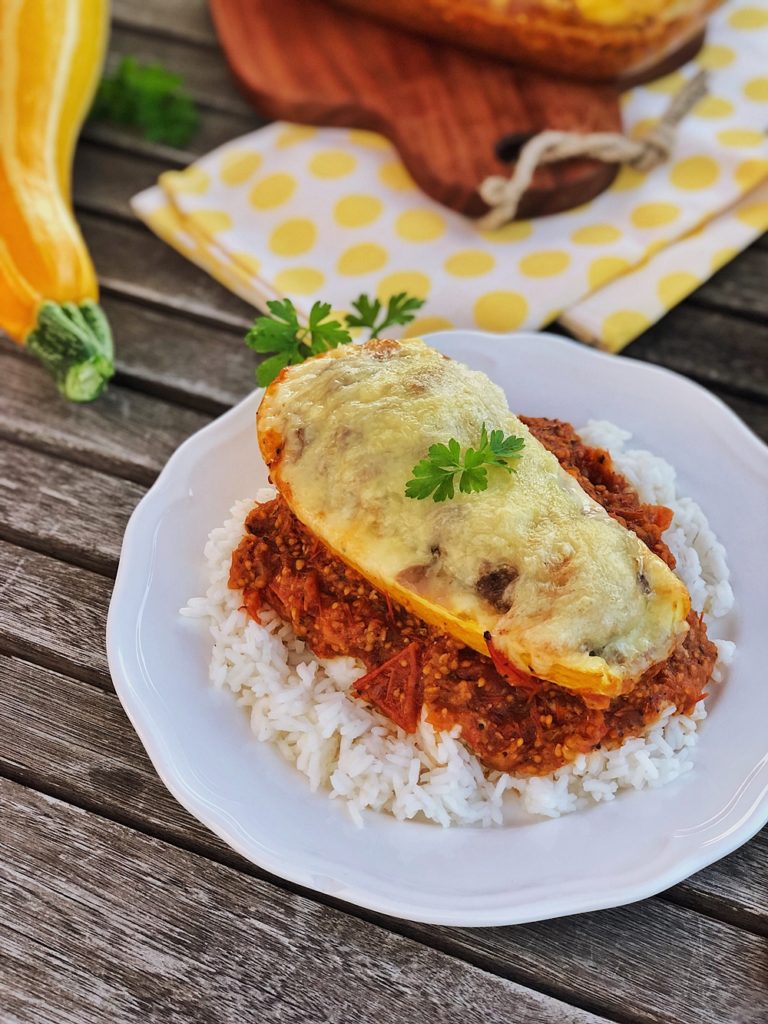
(1, 607, 767, 948)
(111, 0, 222, 51)
(2, 444, 767, 990)
(68, 196, 768, 405)
(7, 7, 765, 1019)
(0, 370, 766, 611)
(0, 344, 213, 488)
(3, 776, 618, 1024)
(7, 0, 768, 1007)
(1, 733, 766, 1024)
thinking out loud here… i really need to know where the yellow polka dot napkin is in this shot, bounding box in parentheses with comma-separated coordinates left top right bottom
(561, 177, 768, 348)
(132, 0, 768, 350)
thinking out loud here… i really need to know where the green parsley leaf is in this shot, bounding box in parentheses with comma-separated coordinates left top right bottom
(488, 428, 525, 463)
(90, 56, 199, 147)
(247, 299, 301, 354)
(255, 352, 291, 388)
(245, 298, 354, 385)
(245, 289, 427, 386)
(344, 294, 381, 332)
(307, 301, 351, 353)
(346, 291, 425, 338)
(405, 423, 524, 502)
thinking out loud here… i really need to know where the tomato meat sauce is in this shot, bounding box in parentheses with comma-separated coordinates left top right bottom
(229, 417, 717, 776)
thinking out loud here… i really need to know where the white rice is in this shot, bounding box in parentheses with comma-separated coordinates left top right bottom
(182, 421, 735, 827)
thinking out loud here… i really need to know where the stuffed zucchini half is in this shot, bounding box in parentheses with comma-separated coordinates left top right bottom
(256, 338, 690, 704)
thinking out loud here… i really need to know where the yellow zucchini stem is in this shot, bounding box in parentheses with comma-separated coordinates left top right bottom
(25, 300, 115, 402)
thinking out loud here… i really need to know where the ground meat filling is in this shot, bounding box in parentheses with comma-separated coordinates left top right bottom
(229, 419, 717, 776)
(520, 417, 676, 565)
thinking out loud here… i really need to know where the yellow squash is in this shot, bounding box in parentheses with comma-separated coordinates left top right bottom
(0, 0, 113, 401)
(257, 340, 691, 701)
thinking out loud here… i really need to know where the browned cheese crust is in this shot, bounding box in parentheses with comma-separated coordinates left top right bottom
(325, 0, 718, 82)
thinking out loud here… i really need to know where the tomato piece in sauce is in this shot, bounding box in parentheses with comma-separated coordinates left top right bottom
(353, 641, 424, 733)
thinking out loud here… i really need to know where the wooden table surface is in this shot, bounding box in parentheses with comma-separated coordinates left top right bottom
(2, 3, 767, 1022)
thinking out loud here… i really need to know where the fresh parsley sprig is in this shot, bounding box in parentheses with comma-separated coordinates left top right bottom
(246, 300, 351, 386)
(346, 292, 425, 338)
(245, 291, 426, 385)
(90, 56, 199, 147)
(405, 424, 525, 502)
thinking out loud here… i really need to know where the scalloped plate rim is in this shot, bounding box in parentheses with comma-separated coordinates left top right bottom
(106, 330, 768, 927)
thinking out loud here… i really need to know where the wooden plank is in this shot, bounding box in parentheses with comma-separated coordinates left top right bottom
(80, 22, 268, 158)
(2, 652, 765, 940)
(80, 25, 267, 162)
(668, 836, 768, 938)
(717, 390, 768, 442)
(0, 656, 766, 1024)
(112, 0, 216, 47)
(0, 441, 143, 576)
(1, 778, 610, 1024)
(0, 345, 210, 485)
(438, 903, 768, 1024)
(104, 294, 255, 412)
(82, 103, 258, 165)
(81, 212, 254, 331)
(105, 292, 768, 441)
(73, 142, 168, 222)
(105, 25, 253, 118)
(77, 209, 768, 402)
(0, 541, 111, 686)
(0, 654, 230, 857)
(624, 303, 768, 402)
(692, 240, 768, 325)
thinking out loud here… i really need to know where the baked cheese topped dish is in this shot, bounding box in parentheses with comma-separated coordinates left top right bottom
(257, 338, 690, 702)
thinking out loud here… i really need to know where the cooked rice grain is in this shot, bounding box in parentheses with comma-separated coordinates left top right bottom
(181, 423, 734, 827)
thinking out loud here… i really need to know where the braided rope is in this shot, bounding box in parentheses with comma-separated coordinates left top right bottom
(478, 70, 709, 229)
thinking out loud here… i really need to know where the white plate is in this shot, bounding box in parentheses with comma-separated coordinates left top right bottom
(107, 330, 768, 927)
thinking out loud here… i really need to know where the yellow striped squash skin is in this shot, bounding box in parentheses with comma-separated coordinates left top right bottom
(0, 0, 114, 401)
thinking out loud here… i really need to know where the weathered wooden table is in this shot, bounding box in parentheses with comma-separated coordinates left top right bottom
(2, 4, 767, 1022)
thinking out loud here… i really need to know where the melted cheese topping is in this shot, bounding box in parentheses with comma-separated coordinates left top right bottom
(545, 0, 694, 26)
(257, 339, 690, 698)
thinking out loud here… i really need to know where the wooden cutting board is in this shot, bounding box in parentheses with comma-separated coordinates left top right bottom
(209, 0, 623, 219)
